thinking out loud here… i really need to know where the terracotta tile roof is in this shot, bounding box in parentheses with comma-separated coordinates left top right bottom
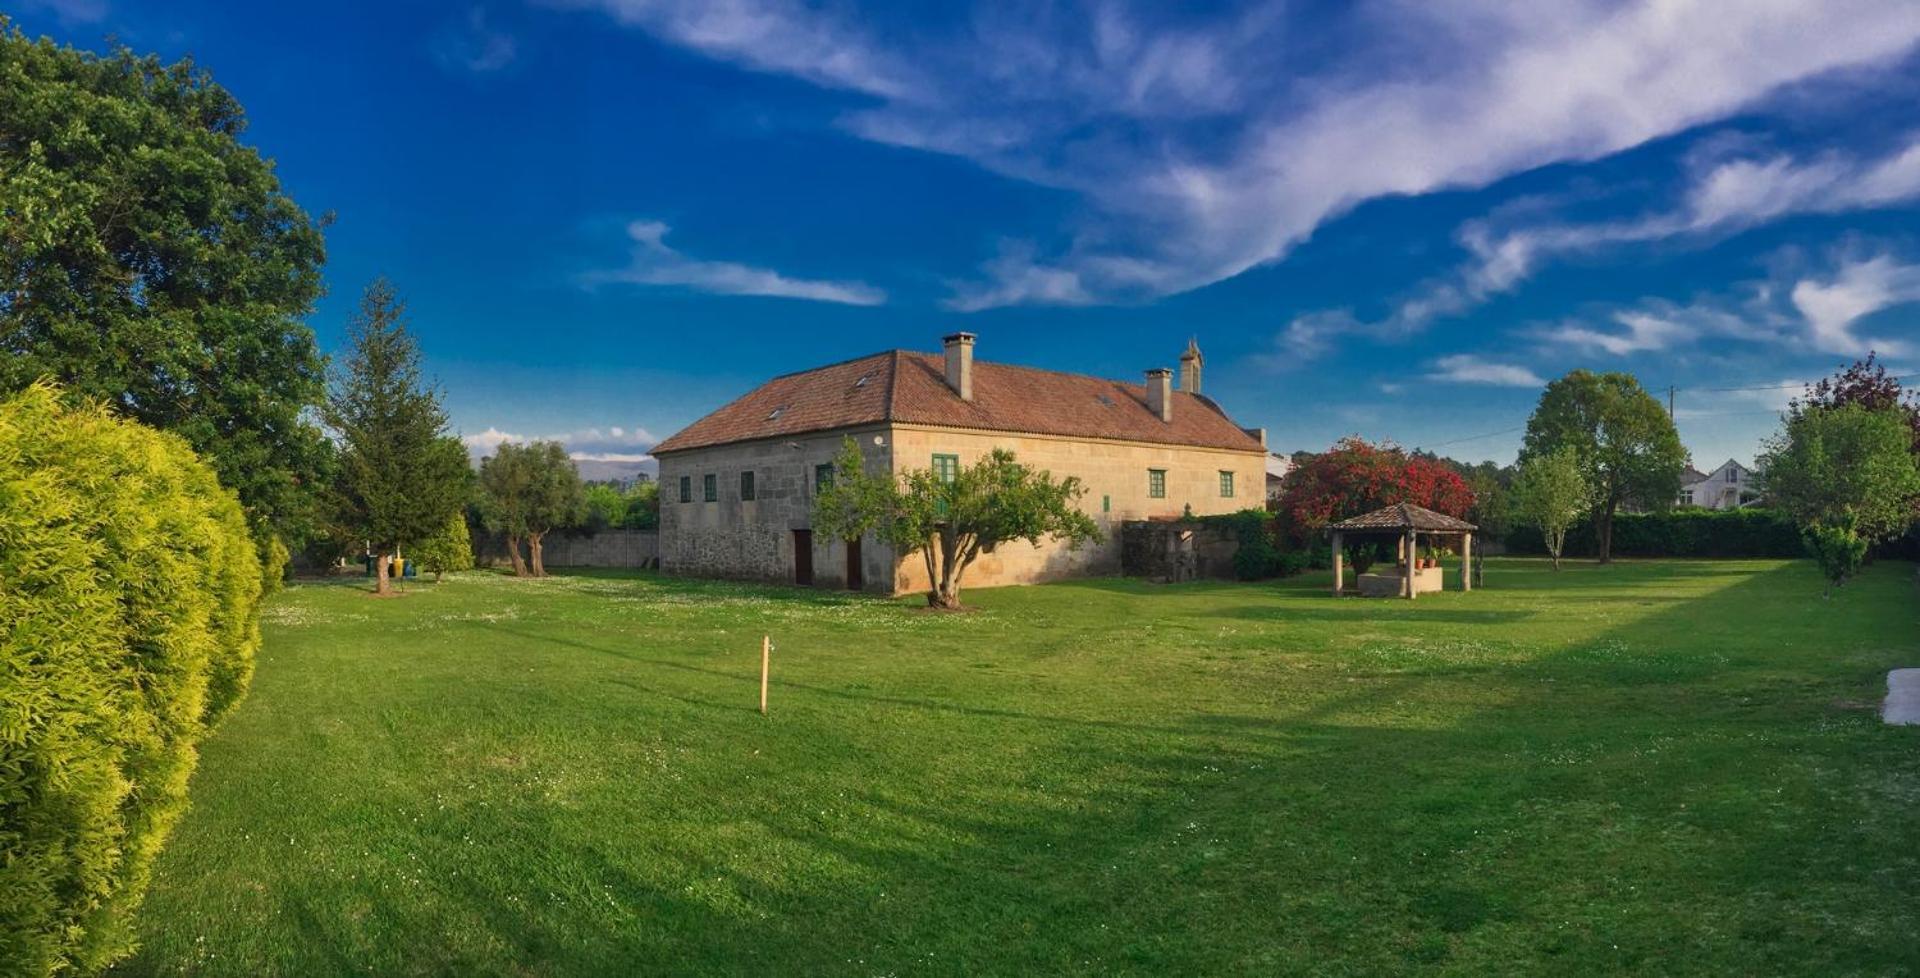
(1329, 502, 1477, 533)
(651, 349, 1266, 455)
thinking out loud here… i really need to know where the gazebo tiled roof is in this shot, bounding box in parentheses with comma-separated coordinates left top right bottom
(1329, 503, 1477, 533)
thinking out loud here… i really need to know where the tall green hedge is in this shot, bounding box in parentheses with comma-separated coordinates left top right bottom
(0, 384, 264, 975)
(1504, 507, 1802, 558)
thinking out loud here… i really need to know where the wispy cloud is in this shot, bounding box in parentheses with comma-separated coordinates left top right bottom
(1283, 130, 1920, 360)
(566, 0, 1920, 312)
(585, 220, 886, 306)
(1430, 355, 1544, 388)
(19, 0, 108, 25)
(432, 7, 518, 74)
(1540, 250, 1918, 359)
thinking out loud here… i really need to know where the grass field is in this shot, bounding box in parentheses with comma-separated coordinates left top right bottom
(117, 559, 1920, 976)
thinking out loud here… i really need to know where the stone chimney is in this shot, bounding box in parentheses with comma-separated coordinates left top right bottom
(1180, 337, 1203, 395)
(943, 332, 975, 401)
(1146, 368, 1173, 423)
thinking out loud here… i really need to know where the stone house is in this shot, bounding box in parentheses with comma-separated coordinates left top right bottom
(649, 334, 1269, 594)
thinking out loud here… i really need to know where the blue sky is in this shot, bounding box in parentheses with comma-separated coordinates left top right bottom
(20, 0, 1920, 473)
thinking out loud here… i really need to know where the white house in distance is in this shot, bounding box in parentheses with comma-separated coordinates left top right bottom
(1679, 459, 1759, 509)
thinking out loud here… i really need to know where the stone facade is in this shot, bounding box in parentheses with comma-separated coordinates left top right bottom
(657, 424, 895, 590)
(659, 422, 1265, 595)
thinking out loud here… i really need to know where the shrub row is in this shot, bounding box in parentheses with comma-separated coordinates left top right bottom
(0, 384, 264, 975)
(1503, 507, 1803, 558)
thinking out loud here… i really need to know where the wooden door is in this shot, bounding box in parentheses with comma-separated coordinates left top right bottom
(845, 536, 863, 591)
(793, 529, 813, 586)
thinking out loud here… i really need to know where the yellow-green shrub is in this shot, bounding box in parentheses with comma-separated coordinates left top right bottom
(0, 383, 264, 975)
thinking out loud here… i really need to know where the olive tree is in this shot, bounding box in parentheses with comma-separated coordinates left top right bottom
(812, 438, 1099, 609)
(478, 440, 585, 576)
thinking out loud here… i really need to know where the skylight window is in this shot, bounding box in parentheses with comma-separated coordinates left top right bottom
(853, 372, 873, 389)
(1096, 394, 1116, 407)
(766, 406, 785, 421)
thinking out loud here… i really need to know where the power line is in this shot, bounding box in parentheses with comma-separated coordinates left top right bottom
(1421, 425, 1525, 448)
(1689, 372, 1920, 393)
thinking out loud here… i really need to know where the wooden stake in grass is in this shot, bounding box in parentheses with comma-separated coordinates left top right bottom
(760, 635, 771, 715)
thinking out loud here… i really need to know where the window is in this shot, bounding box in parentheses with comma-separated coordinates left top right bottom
(679, 475, 692, 503)
(1219, 470, 1235, 498)
(740, 470, 756, 501)
(703, 473, 717, 502)
(1102, 494, 1111, 514)
(1148, 469, 1166, 499)
(815, 463, 834, 492)
(1725, 467, 1737, 482)
(932, 453, 959, 483)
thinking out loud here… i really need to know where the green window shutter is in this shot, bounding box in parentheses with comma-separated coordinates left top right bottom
(703, 473, 717, 502)
(1219, 470, 1234, 497)
(1148, 469, 1166, 499)
(740, 471, 756, 501)
(815, 463, 834, 491)
(679, 476, 691, 503)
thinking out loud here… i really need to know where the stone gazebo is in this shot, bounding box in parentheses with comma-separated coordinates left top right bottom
(1328, 503, 1477, 599)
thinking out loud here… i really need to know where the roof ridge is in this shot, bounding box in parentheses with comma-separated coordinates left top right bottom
(883, 349, 902, 422)
(902, 349, 1215, 392)
(765, 348, 898, 382)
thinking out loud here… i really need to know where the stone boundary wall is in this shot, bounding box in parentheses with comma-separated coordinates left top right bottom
(1119, 520, 1240, 582)
(474, 529, 660, 569)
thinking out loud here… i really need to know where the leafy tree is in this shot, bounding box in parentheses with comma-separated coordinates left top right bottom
(411, 513, 474, 582)
(0, 24, 331, 542)
(1278, 437, 1475, 532)
(322, 279, 470, 595)
(1803, 518, 1869, 598)
(1511, 447, 1592, 570)
(477, 440, 585, 577)
(1791, 351, 1920, 447)
(812, 438, 1099, 609)
(583, 483, 628, 532)
(1520, 370, 1686, 563)
(1758, 403, 1920, 549)
(1, 383, 263, 975)
(622, 480, 660, 529)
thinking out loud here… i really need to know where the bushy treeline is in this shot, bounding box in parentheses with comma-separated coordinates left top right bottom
(1504, 507, 1802, 558)
(0, 384, 265, 974)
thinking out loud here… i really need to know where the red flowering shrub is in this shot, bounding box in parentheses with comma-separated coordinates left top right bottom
(1277, 437, 1475, 541)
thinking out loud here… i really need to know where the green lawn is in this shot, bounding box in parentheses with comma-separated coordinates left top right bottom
(117, 559, 1920, 976)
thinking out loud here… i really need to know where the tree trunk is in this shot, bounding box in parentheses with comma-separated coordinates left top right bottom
(925, 529, 969, 609)
(529, 531, 547, 577)
(506, 533, 529, 577)
(373, 553, 392, 595)
(1596, 499, 1617, 564)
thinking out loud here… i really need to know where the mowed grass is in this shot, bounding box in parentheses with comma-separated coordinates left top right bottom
(117, 559, 1920, 976)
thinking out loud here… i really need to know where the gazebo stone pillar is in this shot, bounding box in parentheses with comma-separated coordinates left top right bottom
(1331, 531, 1344, 596)
(1461, 532, 1473, 592)
(1404, 529, 1416, 600)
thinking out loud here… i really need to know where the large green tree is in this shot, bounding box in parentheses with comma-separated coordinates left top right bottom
(477, 440, 585, 577)
(1519, 370, 1686, 563)
(813, 438, 1099, 609)
(322, 279, 469, 595)
(1759, 403, 1920, 551)
(0, 23, 330, 539)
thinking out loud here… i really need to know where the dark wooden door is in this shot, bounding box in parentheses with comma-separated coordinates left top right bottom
(845, 536, 863, 591)
(793, 529, 813, 586)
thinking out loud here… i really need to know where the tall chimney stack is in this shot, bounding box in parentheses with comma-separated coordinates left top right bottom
(1146, 368, 1173, 423)
(943, 332, 975, 401)
(1180, 337, 1203, 395)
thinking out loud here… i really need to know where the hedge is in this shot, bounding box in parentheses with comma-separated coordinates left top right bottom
(0, 384, 264, 975)
(1504, 507, 1803, 558)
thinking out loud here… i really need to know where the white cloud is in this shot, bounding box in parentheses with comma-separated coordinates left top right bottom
(1430, 355, 1544, 388)
(1538, 251, 1919, 359)
(460, 424, 662, 462)
(433, 7, 518, 74)
(1286, 130, 1920, 358)
(586, 219, 885, 306)
(565, 1, 1920, 313)
(1789, 254, 1920, 355)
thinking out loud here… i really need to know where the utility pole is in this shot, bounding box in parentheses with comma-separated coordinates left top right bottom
(1667, 385, 1676, 423)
